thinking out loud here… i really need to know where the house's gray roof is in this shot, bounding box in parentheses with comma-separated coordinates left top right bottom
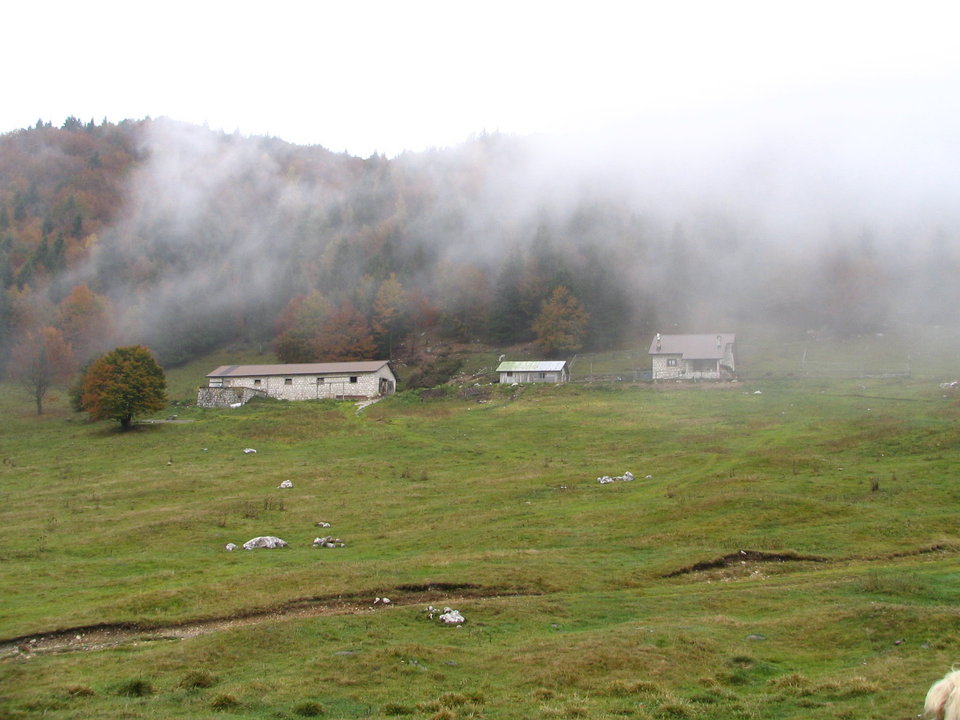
(207, 361, 391, 378)
(648, 334, 735, 359)
(496, 361, 568, 372)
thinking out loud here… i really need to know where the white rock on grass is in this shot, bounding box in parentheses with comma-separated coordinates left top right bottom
(242, 536, 288, 550)
(312, 536, 345, 548)
(438, 607, 465, 624)
(278, 479, 293, 488)
(243, 448, 258, 454)
(598, 471, 635, 484)
(225, 543, 238, 551)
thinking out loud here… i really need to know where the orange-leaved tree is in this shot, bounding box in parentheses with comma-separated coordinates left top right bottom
(273, 291, 332, 363)
(80, 345, 167, 429)
(312, 299, 377, 361)
(532, 286, 590, 356)
(8, 326, 75, 414)
(58, 284, 114, 362)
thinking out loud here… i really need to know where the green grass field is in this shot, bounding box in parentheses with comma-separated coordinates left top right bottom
(2, 329, 960, 719)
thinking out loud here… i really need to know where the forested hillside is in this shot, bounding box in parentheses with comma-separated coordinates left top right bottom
(2, 112, 958, 377)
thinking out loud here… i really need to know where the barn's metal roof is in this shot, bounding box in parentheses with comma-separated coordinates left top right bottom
(207, 361, 391, 378)
(648, 334, 735, 359)
(496, 361, 568, 372)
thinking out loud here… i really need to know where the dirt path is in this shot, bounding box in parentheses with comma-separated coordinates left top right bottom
(354, 398, 382, 414)
(0, 584, 516, 660)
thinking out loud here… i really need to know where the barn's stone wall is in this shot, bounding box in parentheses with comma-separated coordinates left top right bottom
(197, 386, 267, 408)
(211, 366, 396, 402)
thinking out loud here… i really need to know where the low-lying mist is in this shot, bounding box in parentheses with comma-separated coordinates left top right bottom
(2, 76, 958, 371)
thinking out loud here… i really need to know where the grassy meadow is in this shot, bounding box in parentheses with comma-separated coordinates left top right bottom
(2, 328, 960, 719)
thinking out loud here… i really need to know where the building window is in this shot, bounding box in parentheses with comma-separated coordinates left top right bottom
(210, 378, 223, 387)
(667, 358, 678, 367)
(284, 378, 293, 385)
(507, 371, 513, 377)
(317, 378, 325, 384)
(349, 376, 358, 384)
(253, 379, 261, 386)
(539, 372, 547, 379)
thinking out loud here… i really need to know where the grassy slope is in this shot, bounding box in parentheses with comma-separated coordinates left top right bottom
(2, 332, 960, 719)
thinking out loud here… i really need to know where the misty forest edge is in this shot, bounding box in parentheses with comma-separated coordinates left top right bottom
(0, 116, 956, 388)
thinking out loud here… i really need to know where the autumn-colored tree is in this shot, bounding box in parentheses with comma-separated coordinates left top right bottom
(8, 326, 75, 414)
(273, 291, 333, 363)
(58, 284, 113, 361)
(371, 273, 408, 358)
(406, 287, 439, 353)
(80, 345, 167, 429)
(312, 299, 377, 360)
(532, 286, 590, 356)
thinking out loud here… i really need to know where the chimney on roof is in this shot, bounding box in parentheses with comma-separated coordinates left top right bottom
(656, 333, 662, 350)
(717, 335, 722, 349)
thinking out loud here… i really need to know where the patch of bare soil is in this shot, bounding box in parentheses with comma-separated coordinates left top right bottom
(0, 583, 528, 660)
(663, 549, 829, 579)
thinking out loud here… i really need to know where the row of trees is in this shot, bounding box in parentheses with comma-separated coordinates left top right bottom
(3, 117, 958, 383)
(272, 276, 592, 364)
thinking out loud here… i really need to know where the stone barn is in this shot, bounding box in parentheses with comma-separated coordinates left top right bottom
(496, 360, 570, 384)
(198, 361, 396, 407)
(648, 334, 736, 381)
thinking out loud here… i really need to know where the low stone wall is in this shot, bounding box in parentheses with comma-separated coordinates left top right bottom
(196, 386, 267, 408)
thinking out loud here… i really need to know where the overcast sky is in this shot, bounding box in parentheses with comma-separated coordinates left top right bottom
(3, 0, 958, 157)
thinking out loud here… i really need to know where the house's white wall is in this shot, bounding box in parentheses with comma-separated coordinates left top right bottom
(652, 355, 732, 380)
(652, 355, 685, 380)
(220, 366, 395, 400)
(722, 343, 736, 371)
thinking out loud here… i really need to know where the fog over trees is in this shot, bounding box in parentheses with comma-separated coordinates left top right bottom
(1, 84, 958, 372)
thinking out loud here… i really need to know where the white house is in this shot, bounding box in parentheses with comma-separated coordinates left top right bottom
(496, 360, 569, 384)
(198, 361, 396, 407)
(648, 334, 736, 381)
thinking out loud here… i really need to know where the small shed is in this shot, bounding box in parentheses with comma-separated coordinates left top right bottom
(648, 334, 736, 381)
(496, 360, 569, 384)
(198, 361, 396, 406)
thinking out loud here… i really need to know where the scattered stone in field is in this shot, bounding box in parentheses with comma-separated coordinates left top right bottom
(425, 605, 465, 624)
(645, 474, 653, 479)
(745, 634, 767, 641)
(242, 536, 288, 550)
(313, 536, 345, 548)
(753, 390, 763, 395)
(243, 448, 257, 454)
(374, 597, 391, 605)
(278, 479, 293, 489)
(225, 543, 237, 551)
(316, 521, 331, 528)
(439, 607, 465, 624)
(229, 402, 242, 408)
(598, 471, 635, 484)
(941, 381, 959, 389)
